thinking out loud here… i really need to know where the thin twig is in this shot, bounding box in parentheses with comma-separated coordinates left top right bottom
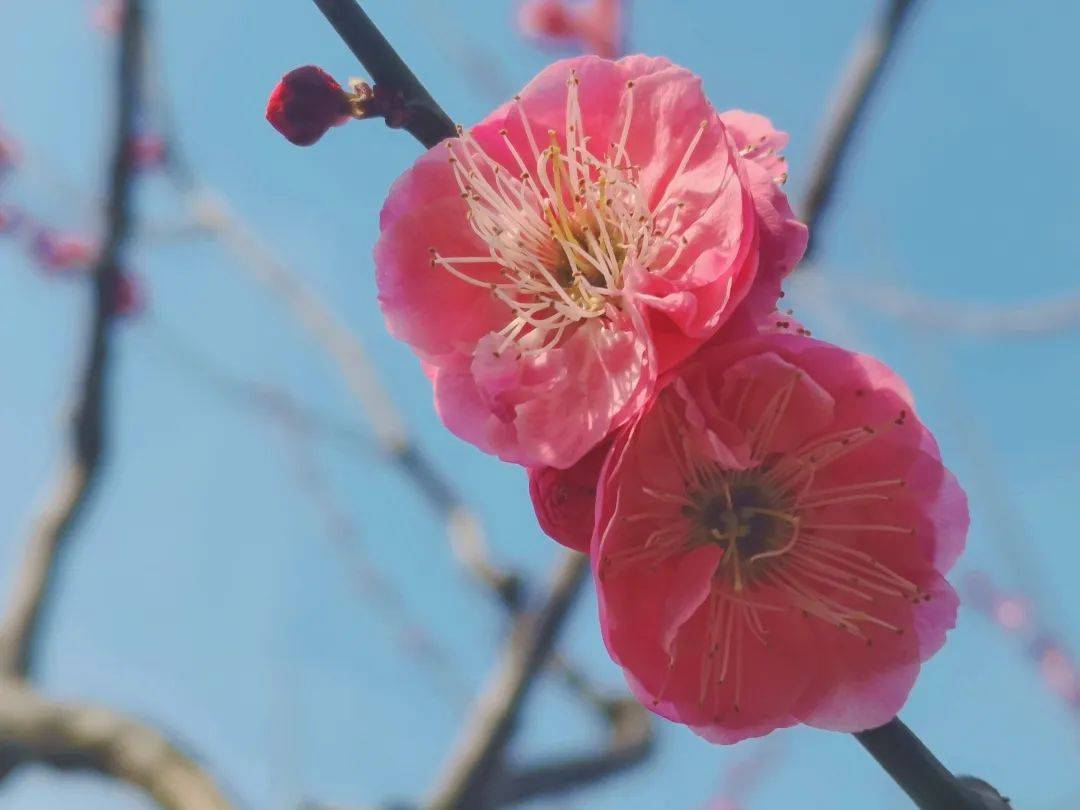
(799, 0, 922, 262)
(0, 0, 141, 680)
(0, 681, 233, 810)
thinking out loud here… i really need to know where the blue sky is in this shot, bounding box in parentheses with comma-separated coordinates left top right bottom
(1, 1, 1078, 808)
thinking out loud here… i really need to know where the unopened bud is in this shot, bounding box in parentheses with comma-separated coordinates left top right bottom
(266, 65, 372, 147)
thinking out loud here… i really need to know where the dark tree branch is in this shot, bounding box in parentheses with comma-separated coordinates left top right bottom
(311, 0, 456, 147)
(800, 0, 922, 262)
(854, 719, 1010, 809)
(0, 681, 232, 810)
(0, 0, 141, 681)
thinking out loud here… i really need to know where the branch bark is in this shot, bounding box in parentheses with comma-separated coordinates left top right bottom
(854, 719, 1009, 809)
(800, 0, 922, 262)
(311, 0, 456, 147)
(0, 681, 232, 810)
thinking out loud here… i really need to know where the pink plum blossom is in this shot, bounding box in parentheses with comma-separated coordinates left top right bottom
(593, 333, 967, 742)
(376, 56, 804, 468)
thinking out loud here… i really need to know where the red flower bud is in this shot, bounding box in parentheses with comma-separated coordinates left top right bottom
(266, 66, 353, 147)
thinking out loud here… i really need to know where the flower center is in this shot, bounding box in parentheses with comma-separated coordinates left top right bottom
(430, 72, 706, 354)
(685, 475, 799, 589)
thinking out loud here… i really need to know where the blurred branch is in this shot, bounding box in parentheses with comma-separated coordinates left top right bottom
(278, 407, 472, 703)
(0, 681, 232, 810)
(141, 315, 472, 699)
(144, 315, 376, 458)
(409, 0, 514, 102)
(0, 0, 141, 680)
(0, 4, 234, 807)
(800, 0, 922, 262)
(799, 275, 1080, 337)
(488, 696, 654, 806)
(426, 552, 588, 809)
(167, 178, 526, 611)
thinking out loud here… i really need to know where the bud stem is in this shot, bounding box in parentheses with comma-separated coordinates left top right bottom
(310, 0, 456, 148)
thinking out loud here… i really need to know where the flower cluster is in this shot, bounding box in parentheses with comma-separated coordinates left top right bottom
(370, 56, 967, 742)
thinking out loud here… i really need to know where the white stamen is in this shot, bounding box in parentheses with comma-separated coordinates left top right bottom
(432, 74, 689, 352)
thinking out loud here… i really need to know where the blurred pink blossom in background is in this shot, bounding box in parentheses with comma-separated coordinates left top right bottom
(518, 0, 625, 58)
(31, 230, 97, 274)
(965, 572, 1080, 716)
(112, 271, 145, 317)
(0, 205, 23, 236)
(129, 131, 167, 170)
(90, 0, 123, 35)
(0, 129, 18, 174)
